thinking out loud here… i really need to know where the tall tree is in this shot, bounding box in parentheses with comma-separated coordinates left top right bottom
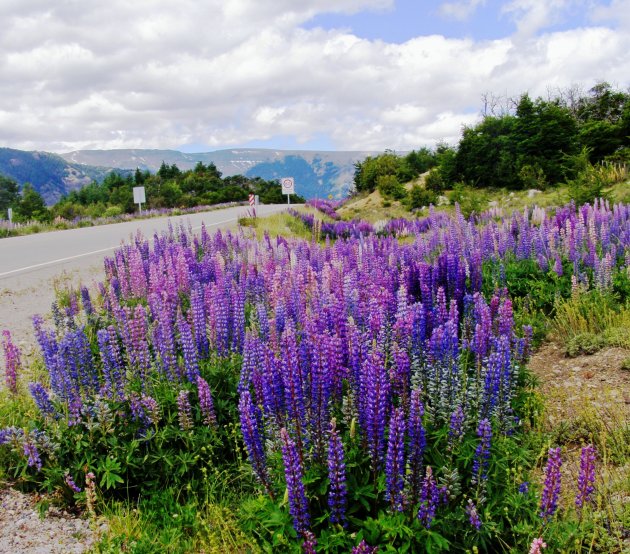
(0, 175, 20, 215)
(456, 115, 519, 189)
(514, 94, 578, 184)
(16, 184, 50, 222)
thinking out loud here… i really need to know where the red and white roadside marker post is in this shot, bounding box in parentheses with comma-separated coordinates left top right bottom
(249, 193, 255, 207)
(281, 177, 295, 205)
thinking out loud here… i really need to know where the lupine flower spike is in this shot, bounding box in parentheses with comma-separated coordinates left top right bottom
(540, 447, 562, 522)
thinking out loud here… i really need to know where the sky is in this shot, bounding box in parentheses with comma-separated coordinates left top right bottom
(0, 0, 629, 154)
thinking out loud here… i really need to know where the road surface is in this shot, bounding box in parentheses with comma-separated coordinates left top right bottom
(0, 204, 285, 348)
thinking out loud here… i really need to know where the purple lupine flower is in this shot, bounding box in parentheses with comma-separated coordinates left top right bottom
(67, 394, 83, 427)
(472, 418, 492, 485)
(465, 499, 481, 530)
(327, 420, 347, 526)
(540, 447, 562, 521)
(256, 303, 270, 341)
(196, 376, 217, 427)
(57, 327, 97, 397)
(238, 389, 272, 496)
(280, 322, 307, 452)
(129, 393, 146, 424)
(0, 426, 20, 446)
(309, 331, 333, 456)
(209, 285, 230, 357)
(575, 444, 597, 511)
(519, 481, 529, 494)
(177, 311, 199, 382)
(97, 328, 125, 400)
(231, 286, 246, 353)
(153, 300, 178, 381)
(417, 466, 446, 528)
(80, 286, 93, 316)
(1, 330, 21, 394)
(177, 390, 193, 431)
(23, 437, 42, 471)
(64, 472, 82, 493)
(140, 395, 160, 426)
(352, 539, 379, 554)
(362, 346, 390, 469)
(385, 407, 406, 512)
(301, 530, 317, 554)
(448, 405, 465, 449)
(28, 383, 56, 418)
(32, 315, 58, 378)
(129, 305, 152, 380)
(190, 282, 208, 357)
(407, 388, 426, 505)
(280, 427, 310, 535)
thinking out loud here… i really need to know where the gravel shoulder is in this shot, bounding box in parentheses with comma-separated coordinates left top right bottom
(0, 487, 97, 554)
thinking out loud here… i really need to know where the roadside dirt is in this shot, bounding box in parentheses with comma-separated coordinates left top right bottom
(0, 261, 105, 352)
(1, 262, 105, 553)
(528, 342, 630, 428)
(0, 487, 98, 554)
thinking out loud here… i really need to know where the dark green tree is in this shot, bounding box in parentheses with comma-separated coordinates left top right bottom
(456, 115, 519, 189)
(514, 94, 578, 184)
(434, 143, 459, 188)
(353, 152, 402, 193)
(16, 183, 50, 222)
(0, 175, 20, 215)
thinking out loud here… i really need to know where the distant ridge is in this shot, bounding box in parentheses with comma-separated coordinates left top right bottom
(61, 148, 377, 199)
(0, 148, 128, 205)
(0, 147, 376, 204)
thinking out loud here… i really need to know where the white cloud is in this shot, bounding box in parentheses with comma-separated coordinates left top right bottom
(439, 0, 486, 21)
(501, 0, 585, 37)
(0, 0, 627, 153)
(590, 0, 630, 31)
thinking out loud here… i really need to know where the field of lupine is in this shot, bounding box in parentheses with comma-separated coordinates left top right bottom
(1, 198, 629, 552)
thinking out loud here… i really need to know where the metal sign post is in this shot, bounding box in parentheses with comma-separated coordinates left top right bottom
(280, 177, 295, 205)
(7, 208, 12, 223)
(133, 186, 146, 214)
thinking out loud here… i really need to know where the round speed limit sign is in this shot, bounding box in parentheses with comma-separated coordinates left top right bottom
(281, 177, 295, 195)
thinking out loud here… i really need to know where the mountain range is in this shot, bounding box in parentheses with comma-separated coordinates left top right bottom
(0, 147, 375, 204)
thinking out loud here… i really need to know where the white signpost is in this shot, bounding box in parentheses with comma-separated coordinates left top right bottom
(7, 208, 13, 223)
(133, 186, 146, 214)
(280, 177, 295, 205)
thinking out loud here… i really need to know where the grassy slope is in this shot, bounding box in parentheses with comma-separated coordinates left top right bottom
(338, 178, 630, 223)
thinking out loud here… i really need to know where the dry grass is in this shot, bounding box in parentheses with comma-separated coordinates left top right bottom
(337, 189, 413, 222)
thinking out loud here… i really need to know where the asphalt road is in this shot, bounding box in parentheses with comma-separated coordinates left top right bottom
(0, 203, 285, 346)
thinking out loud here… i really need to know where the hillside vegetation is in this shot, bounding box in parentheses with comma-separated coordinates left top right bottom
(352, 83, 630, 214)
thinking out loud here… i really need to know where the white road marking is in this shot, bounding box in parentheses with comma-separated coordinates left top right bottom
(0, 217, 239, 278)
(0, 246, 119, 278)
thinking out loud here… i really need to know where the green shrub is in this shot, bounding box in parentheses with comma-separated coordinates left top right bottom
(424, 168, 445, 192)
(376, 175, 406, 200)
(565, 332, 606, 357)
(408, 184, 437, 209)
(103, 206, 123, 218)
